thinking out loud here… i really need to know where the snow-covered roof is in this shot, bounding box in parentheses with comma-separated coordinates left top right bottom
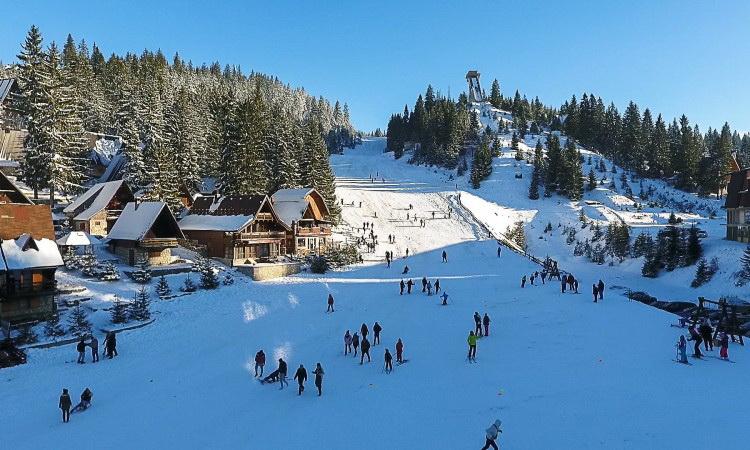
(99, 153, 126, 183)
(107, 202, 179, 241)
(56, 231, 93, 247)
(0, 78, 17, 104)
(64, 180, 128, 220)
(0, 234, 63, 270)
(178, 214, 254, 232)
(272, 199, 308, 227)
(271, 188, 313, 202)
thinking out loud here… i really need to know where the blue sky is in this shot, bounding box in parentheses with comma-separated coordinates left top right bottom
(1, 0, 748, 132)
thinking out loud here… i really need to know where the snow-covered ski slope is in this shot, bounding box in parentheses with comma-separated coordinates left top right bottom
(2, 137, 749, 450)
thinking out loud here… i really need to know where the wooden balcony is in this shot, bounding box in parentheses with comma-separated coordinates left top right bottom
(236, 231, 287, 241)
(139, 238, 179, 248)
(296, 226, 332, 236)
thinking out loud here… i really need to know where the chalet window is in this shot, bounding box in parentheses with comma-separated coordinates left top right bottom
(297, 238, 305, 247)
(32, 273, 43, 284)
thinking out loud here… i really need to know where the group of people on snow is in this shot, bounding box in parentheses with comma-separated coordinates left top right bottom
(682, 319, 730, 361)
(257, 354, 326, 397)
(467, 312, 492, 362)
(58, 387, 93, 423)
(75, 331, 118, 364)
(343, 322, 404, 372)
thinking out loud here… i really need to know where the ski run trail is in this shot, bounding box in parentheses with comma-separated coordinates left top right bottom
(2, 136, 750, 449)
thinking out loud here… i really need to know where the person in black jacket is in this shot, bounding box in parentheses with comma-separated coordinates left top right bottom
(406, 279, 414, 294)
(688, 325, 703, 358)
(313, 363, 324, 396)
(482, 313, 491, 337)
(373, 322, 382, 345)
(400, 280, 405, 295)
(699, 321, 714, 351)
(474, 312, 483, 337)
(352, 332, 360, 356)
(361, 323, 368, 339)
(59, 388, 72, 423)
(597, 279, 605, 300)
(384, 348, 393, 373)
(278, 358, 288, 389)
(76, 338, 86, 364)
(103, 332, 117, 359)
(422, 277, 428, 292)
(294, 364, 307, 395)
(72, 388, 93, 412)
(327, 294, 334, 312)
(360, 337, 371, 364)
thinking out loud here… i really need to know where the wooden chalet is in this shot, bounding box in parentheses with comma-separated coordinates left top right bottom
(271, 188, 332, 255)
(0, 234, 63, 322)
(725, 168, 750, 243)
(0, 171, 55, 241)
(178, 194, 290, 264)
(63, 180, 134, 236)
(107, 201, 184, 266)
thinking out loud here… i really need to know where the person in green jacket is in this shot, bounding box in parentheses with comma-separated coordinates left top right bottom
(467, 331, 477, 362)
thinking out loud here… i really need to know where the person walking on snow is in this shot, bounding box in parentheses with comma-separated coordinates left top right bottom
(278, 358, 289, 389)
(593, 284, 599, 303)
(361, 323, 369, 339)
(426, 280, 433, 296)
(360, 337, 371, 364)
(442, 250, 448, 263)
(344, 330, 353, 355)
(719, 332, 729, 360)
(597, 279, 605, 300)
(688, 325, 703, 358)
(400, 279, 405, 295)
(483, 313, 491, 337)
(573, 278, 579, 293)
(327, 293, 335, 312)
(521, 275, 526, 288)
(313, 363, 324, 396)
(89, 335, 99, 363)
(561, 278, 566, 293)
(467, 331, 478, 361)
(255, 350, 266, 377)
(699, 320, 713, 351)
(422, 277, 428, 292)
(676, 335, 688, 363)
(384, 348, 393, 373)
(352, 332, 360, 356)
(76, 338, 86, 364)
(373, 322, 382, 345)
(407, 279, 414, 294)
(541, 271, 546, 284)
(530, 273, 535, 285)
(396, 338, 404, 363)
(405, 248, 409, 258)
(294, 364, 307, 395)
(434, 279, 440, 293)
(474, 312, 483, 337)
(497, 246, 502, 257)
(104, 331, 117, 358)
(481, 419, 503, 450)
(59, 388, 72, 423)
(441, 291, 449, 305)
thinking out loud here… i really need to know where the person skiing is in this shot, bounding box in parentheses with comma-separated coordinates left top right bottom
(440, 291, 449, 305)
(294, 364, 307, 396)
(593, 284, 599, 303)
(384, 348, 393, 373)
(442, 250, 448, 263)
(422, 277, 428, 292)
(434, 279, 440, 293)
(395, 338, 404, 363)
(467, 331, 477, 362)
(688, 325, 703, 358)
(483, 313, 491, 337)
(521, 275, 526, 288)
(407, 279, 414, 294)
(327, 293, 335, 312)
(474, 312, 483, 337)
(89, 335, 99, 363)
(360, 337, 371, 364)
(373, 322, 382, 345)
(481, 419, 503, 450)
(597, 279, 605, 300)
(278, 358, 288, 389)
(699, 320, 713, 351)
(719, 332, 729, 360)
(361, 323, 369, 339)
(255, 350, 266, 377)
(72, 388, 93, 412)
(76, 338, 87, 364)
(677, 335, 688, 364)
(426, 280, 433, 296)
(313, 363, 324, 396)
(59, 388, 72, 423)
(104, 331, 117, 359)
(352, 332, 360, 356)
(402, 265, 410, 274)
(344, 330, 352, 355)
(400, 279, 405, 295)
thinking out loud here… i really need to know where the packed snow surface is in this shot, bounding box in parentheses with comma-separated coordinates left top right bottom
(2, 137, 749, 450)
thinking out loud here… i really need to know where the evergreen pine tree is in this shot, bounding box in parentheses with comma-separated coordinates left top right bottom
(110, 296, 129, 324)
(735, 245, 750, 286)
(128, 287, 151, 321)
(67, 304, 92, 337)
(155, 275, 172, 297)
(199, 258, 220, 289)
(587, 168, 597, 191)
(44, 313, 66, 338)
(470, 137, 492, 189)
(684, 226, 702, 266)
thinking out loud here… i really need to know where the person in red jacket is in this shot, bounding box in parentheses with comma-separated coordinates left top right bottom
(254, 350, 266, 377)
(395, 338, 404, 363)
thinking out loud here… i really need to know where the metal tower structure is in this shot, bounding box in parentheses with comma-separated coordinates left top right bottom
(466, 70, 484, 102)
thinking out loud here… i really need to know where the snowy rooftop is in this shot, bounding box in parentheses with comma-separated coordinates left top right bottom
(178, 214, 254, 232)
(271, 188, 317, 226)
(64, 180, 127, 220)
(107, 202, 174, 241)
(0, 78, 16, 104)
(56, 231, 96, 247)
(0, 234, 63, 270)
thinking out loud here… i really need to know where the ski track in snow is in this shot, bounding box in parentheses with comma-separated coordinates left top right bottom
(1, 137, 749, 449)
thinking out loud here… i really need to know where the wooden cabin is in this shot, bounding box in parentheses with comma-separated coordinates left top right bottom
(725, 168, 750, 243)
(179, 195, 290, 264)
(271, 188, 332, 256)
(0, 234, 63, 323)
(0, 171, 55, 241)
(63, 180, 134, 236)
(107, 202, 184, 266)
